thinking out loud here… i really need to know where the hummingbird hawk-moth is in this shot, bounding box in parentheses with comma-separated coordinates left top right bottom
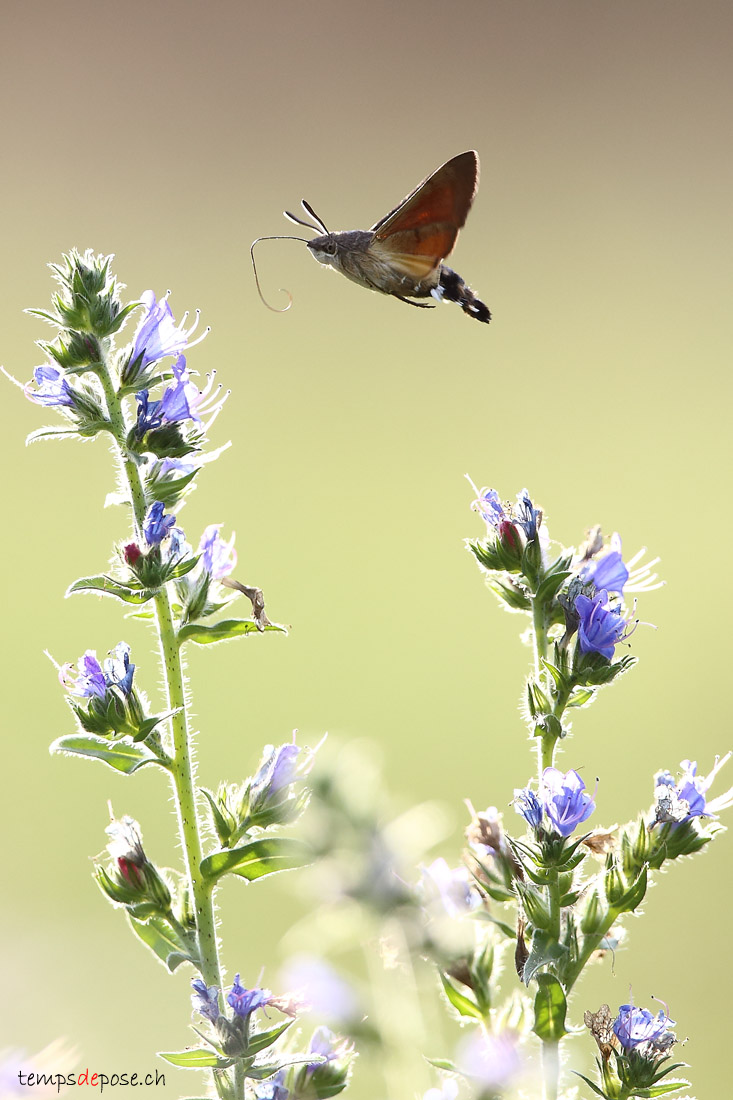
(251, 151, 491, 323)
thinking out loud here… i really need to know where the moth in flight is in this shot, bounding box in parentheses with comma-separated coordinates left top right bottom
(252, 151, 490, 323)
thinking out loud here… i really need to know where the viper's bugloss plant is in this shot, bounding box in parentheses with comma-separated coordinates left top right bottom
(414, 481, 730, 1100)
(10, 251, 355, 1100)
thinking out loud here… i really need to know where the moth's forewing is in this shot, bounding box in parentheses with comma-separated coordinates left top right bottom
(371, 151, 478, 238)
(369, 151, 479, 280)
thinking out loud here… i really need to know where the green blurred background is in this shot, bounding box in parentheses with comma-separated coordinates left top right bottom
(2, 0, 732, 1094)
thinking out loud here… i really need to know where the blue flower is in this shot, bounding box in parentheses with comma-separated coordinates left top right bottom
(135, 355, 197, 435)
(471, 486, 507, 529)
(157, 456, 197, 477)
(422, 1080, 459, 1100)
(582, 549, 628, 594)
(25, 365, 75, 407)
(515, 489, 541, 541)
(135, 355, 227, 435)
(540, 768, 596, 837)
(308, 1026, 341, 1063)
(191, 979, 220, 1022)
(60, 642, 135, 699)
(227, 974, 271, 1019)
(278, 955, 357, 1022)
(613, 1003, 675, 1051)
(143, 502, 176, 546)
(103, 642, 135, 696)
(61, 651, 107, 698)
(513, 786, 543, 830)
(456, 1029, 523, 1091)
(131, 291, 205, 370)
(254, 1072, 289, 1100)
(654, 754, 733, 822)
(421, 857, 481, 917)
(303, 1028, 354, 1088)
(250, 742, 302, 806)
(199, 524, 237, 579)
(581, 533, 662, 596)
(575, 590, 631, 659)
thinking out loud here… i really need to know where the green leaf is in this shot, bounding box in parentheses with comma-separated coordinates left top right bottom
(439, 972, 483, 1019)
(106, 299, 142, 335)
(168, 555, 200, 580)
(426, 1059, 458, 1073)
(567, 687, 596, 708)
(200, 787, 233, 846)
(541, 658, 566, 690)
(489, 578, 531, 611)
(633, 1083, 692, 1098)
(475, 911, 517, 938)
(50, 734, 164, 774)
(611, 865, 648, 914)
(179, 618, 286, 645)
(247, 1019, 294, 1055)
(158, 1049, 234, 1069)
(534, 570, 572, 603)
(26, 426, 82, 445)
(245, 1056, 322, 1081)
(131, 714, 168, 743)
(572, 1072, 606, 1097)
(144, 469, 197, 508)
(67, 574, 155, 604)
(522, 932, 568, 985)
(127, 915, 197, 971)
(532, 973, 568, 1041)
(200, 837, 313, 884)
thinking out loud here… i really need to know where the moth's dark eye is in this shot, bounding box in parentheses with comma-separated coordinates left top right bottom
(325, 240, 337, 255)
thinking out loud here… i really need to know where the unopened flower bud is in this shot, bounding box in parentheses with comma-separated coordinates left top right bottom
(603, 854, 628, 907)
(123, 542, 142, 566)
(515, 882, 551, 930)
(580, 889, 606, 934)
(96, 815, 171, 913)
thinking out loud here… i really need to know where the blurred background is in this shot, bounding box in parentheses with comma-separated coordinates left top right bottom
(1, 0, 731, 1095)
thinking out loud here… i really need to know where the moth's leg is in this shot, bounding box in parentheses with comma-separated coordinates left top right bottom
(394, 294, 436, 309)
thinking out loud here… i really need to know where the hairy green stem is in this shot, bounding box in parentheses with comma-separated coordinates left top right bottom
(532, 597, 548, 679)
(540, 733, 556, 773)
(97, 356, 221, 991)
(542, 1039, 560, 1100)
(546, 871, 561, 942)
(233, 1060, 245, 1099)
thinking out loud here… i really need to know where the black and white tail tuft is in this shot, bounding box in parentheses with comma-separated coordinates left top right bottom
(438, 266, 491, 323)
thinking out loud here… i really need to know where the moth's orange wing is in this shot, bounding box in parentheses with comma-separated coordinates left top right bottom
(369, 151, 479, 277)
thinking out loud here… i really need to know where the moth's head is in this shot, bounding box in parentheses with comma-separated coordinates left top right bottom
(306, 233, 339, 267)
(284, 200, 337, 266)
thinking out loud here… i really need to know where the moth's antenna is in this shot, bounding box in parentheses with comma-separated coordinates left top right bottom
(301, 200, 329, 234)
(280, 206, 321, 233)
(250, 236, 308, 313)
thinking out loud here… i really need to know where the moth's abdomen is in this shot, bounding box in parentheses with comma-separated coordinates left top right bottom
(437, 266, 491, 323)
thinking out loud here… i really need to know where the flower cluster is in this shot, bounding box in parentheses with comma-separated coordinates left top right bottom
(515, 767, 596, 838)
(191, 975, 354, 1095)
(581, 1001, 681, 1098)
(204, 736, 318, 848)
(57, 642, 163, 742)
(653, 754, 733, 824)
